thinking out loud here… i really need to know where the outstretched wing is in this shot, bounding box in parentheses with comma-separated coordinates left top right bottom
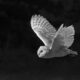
(30, 15, 56, 49)
(58, 24, 75, 48)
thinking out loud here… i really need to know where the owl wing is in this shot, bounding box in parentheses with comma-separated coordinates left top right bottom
(30, 15, 57, 49)
(57, 24, 75, 48)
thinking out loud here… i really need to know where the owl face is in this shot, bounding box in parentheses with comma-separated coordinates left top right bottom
(37, 46, 50, 58)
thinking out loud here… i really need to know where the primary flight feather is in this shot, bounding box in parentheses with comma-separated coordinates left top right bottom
(31, 15, 56, 49)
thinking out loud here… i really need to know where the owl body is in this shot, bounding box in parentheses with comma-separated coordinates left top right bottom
(30, 14, 78, 58)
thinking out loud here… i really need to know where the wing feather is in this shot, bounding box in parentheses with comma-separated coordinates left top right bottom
(57, 25, 75, 47)
(30, 15, 56, 49)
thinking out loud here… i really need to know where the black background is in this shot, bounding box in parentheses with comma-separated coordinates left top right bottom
(0, 0, 80, 80)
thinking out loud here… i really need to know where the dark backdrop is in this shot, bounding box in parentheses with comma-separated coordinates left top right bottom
(0, 0, 80, 80)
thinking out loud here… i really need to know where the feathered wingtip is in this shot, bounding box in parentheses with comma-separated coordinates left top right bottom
(30, 14, 44, 30)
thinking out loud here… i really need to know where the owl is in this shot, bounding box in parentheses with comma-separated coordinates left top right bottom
(30, 14, 78, 58)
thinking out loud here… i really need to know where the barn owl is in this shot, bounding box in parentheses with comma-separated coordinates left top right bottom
(30, 14, 78, 58)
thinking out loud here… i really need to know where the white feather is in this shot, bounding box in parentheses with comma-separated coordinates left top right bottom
(30, 14, 56, 49)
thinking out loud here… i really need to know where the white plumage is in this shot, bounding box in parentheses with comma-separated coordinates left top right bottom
(31, 15, 56, 49)
(30, 14, 77, 58)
